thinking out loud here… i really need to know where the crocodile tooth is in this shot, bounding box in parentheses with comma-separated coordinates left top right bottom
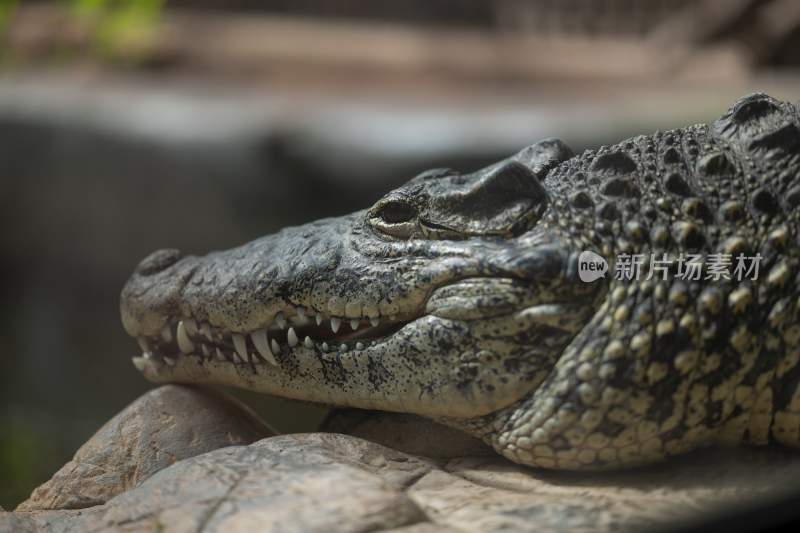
(287, 327, 299, 347)
(132, 356, 147, 371)
(339, 344, 347, 352)
(231, 349, 243, 363)
(163, 356, 176, 366)
(304, 336, 313, 348)
(184, 318, 198, 336)
(232, 333, 248, 360)
(271, 339, 282, 355)
(143, 351, 155, 360)
(276, 312, 287, 329)
(265, 350, 279, 366)
(350, 319, 359, 330)
(201, 344, 211, 357)
(296, 308, 306, 320)
(316, 313, 323, 326)
(290, 313, 309, 327)
(331, 317, 341, 333)
(215, 348, 227, 362)
(177, 321, 194, 353)
(263, 348, 278, 366)
(322, 342, 329, 352)
(137, 337, 150, 353)
(355, 342, 364, 350)
(200, 322, 213, 341)
(369, 317, 380, 327)
(160, 325, 173, 343)
(251, 330, 277, 365)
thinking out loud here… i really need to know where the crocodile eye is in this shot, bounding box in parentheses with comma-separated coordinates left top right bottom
(378, 201, 417, 224)
(369, 199, 419, 239)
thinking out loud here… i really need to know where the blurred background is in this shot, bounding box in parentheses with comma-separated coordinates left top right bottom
(2, 0, 800, 509)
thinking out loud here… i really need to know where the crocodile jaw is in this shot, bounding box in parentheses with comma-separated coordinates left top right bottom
(121, 141, 602, 419)
(121, 222, 593, 418)
(131, 308, 580, 417)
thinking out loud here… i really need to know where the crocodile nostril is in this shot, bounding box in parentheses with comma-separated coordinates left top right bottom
(135, 249, 183, 276)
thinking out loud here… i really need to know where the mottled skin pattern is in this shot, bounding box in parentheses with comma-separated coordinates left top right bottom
(121, 94, 800, 470)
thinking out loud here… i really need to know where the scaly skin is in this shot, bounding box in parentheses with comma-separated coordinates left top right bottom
(121, 94, 800, 469)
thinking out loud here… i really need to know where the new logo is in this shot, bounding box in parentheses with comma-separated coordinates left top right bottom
(578, 251, 608, 283)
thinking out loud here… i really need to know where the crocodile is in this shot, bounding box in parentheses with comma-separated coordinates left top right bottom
(121, 93, 800, 470)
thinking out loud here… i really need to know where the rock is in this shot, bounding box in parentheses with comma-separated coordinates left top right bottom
(5, 434, 431, 533)
(407, 448, 800, 532)
(8, 385, 800, 532)
(16, 385, 272, 512)
(320, 409, 494, 460)
(7, 434, 800, 532)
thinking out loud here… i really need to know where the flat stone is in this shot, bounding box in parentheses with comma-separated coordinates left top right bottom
(16, 385, 272, 511)
(5, 434, 430, 533)
(8, 386, 800, 532)
(407, 448, 800, 532)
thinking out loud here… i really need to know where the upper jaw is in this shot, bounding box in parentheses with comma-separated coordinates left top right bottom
(121, 231, 598, 418)
(123, 251, 441, 368)
(127, 243, 587, 378)
(130, 301, 417, 371)
(121, 206, 586, 381)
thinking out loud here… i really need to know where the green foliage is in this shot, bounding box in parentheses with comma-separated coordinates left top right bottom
(0, 0, 16, 33)
(0, 419, 60, 510)
(70, 0, 165, 62)
(0, 0, 164, 65)
(0, 0, 17, 57)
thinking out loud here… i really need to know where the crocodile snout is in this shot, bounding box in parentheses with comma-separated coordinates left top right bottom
(135, 248, 184, 276)
(121, 249, 196, 338)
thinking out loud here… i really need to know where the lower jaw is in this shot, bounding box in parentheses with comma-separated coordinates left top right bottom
(132, 341, 545, 420)
(134, 353, 392, 410)
(129, 307, 573, 417)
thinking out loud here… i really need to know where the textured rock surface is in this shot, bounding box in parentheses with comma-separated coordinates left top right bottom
(6, 386, 800, 532)
(16, 385, 272, 512)
(4, 434, 432, 533)
(409, 448, 800, 532)
(321, 409, 494, 459)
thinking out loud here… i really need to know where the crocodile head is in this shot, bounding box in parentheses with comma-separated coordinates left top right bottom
(121, 139, 604, 418)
